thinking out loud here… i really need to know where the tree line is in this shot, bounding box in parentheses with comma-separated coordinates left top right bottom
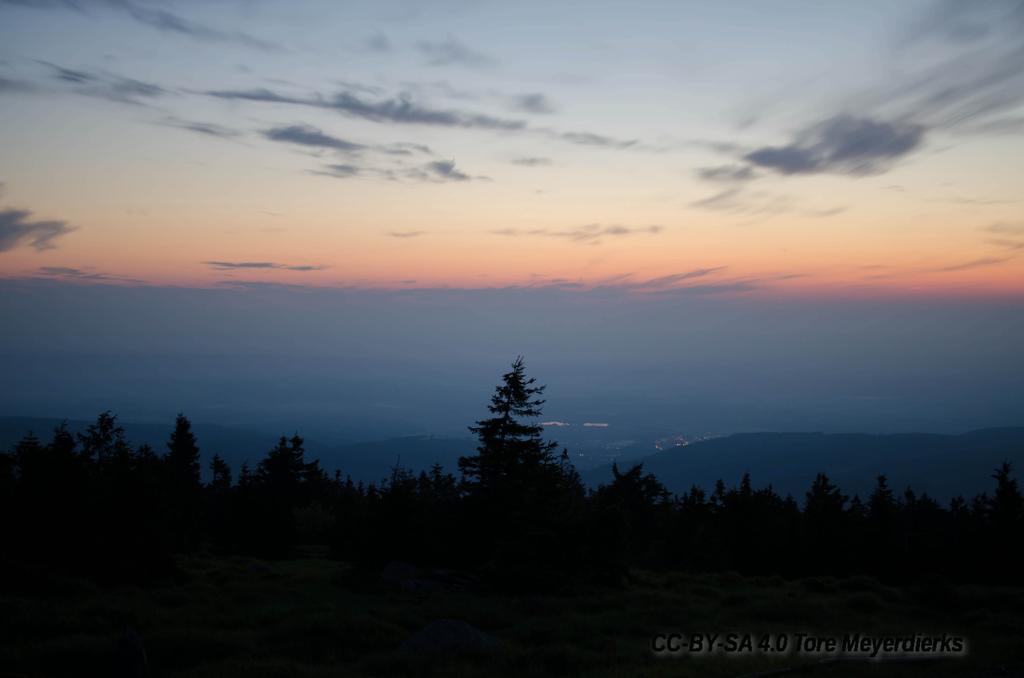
(1, 358, 1021, 587)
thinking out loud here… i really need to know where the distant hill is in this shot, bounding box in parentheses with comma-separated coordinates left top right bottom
(0, 417, 474, 485)
(582, 428, 1024, 502)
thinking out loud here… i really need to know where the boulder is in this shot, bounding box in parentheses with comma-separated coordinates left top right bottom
(399, 619, 496, 658)
(246, 561, 273, 576)
(380, 560, 420, 590)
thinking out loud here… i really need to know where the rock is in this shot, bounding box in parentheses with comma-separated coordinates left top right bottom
(380, 560, 420, 590)
(114, 626, 148, 678)
(380, 562, 479, 593)
(425, 568, 479, 592)
(246, 561, 273, 576)
(399, 619, 496, 658)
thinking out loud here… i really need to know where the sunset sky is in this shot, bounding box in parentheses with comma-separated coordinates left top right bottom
(2, 1, 1023, 438)
(1, 0, 1022, 297)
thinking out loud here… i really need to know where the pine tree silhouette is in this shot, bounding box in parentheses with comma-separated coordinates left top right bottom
(459, 356, 559, 496)
(166, 414, 201, 487)
(164, 414, 203, 553)
(209, 454, 232, 491)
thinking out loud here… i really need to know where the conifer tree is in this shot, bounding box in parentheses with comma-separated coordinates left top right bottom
(78, 411, 128, 466)
(459, 356, 559, 495)
(209, 454, 232, 491)
(166, 414, 201, 487)
(164, 414, 202, 552)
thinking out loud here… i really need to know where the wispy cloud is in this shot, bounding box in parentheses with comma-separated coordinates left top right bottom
(316, 159, 486, 184)
(553, 130, 638, 149)
(885, 0, 1024, 131)
(35, 265, 142, 283)
(989, 239, 1024, 251)
(628, 267, 728, 289)
(581, 268, 761, 295)
(418, 159, 471, 182)
(2, 0, 285, 51)
(510, 156, 553, 167)
(263, 124, 365, 152)
(121, 1, 281, 50)
(316, 164, 363, 179)
(159, 117, 239, 138)
(40, 60, 169, 104)
(0, 75, 38, 94)
(206, 86, 525, 131)
(0, 207, 75, 251)
(695, 164, 759, 183)
(983, 223, 1024, 251)
(361, 31, 392, 54)
(388, 231, 426, 239)
(203, 260, 327, 272)
(706, 2, 1024, 180)
(935, 256, 1012, 272)
(263, 124, 437, 162)
(416, 37, 496, 67)
(689, 187, 795, 217)
(987, 222, 1024, 236)
(203, 85, 642, 149)
(743, 115, 926, 176)
(492, 224, 663, 245)
(510, 93, 555, 114)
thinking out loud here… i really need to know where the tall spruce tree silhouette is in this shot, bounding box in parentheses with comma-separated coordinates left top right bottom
(165, 414, 203, 552)
(458, 357, 568, 580)
(251, 435, 308, 556)
(209, 454, 232, 492)
(803, 473, 847, 574)
(989, 461, 1023, 578)
(459, 356, 559, 498)
(166, 414, 201, 486)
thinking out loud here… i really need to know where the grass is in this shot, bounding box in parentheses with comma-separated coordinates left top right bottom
(1, 556, 1022, 677)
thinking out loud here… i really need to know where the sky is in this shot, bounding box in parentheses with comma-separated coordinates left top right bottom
(1, 0, 1023, 439)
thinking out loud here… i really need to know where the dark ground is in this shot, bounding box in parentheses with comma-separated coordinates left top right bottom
(2, 556, 1023, 677)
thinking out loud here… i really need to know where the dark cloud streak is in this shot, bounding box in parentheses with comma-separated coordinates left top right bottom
(510, 156, 552, 167)
(203, 261, 327, 272)
(1, 0, 284, 51)
(0, 208, 75, 251)
(263, 125, 365, 152)
(160, 117, 240, 138)
(40, 61, 169, 104)
(35, 266, 143, 283)
(206, 87, 525, 131)
(743, 116, 926, 176)
(314, 159, 485, 183)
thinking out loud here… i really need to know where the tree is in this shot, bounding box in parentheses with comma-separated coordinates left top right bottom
(989, 461, 1022, 530)
(456, 358, 585, 583)
(209, 454, 232, 491)
(250, 434, 312, 557)
(166, 414, 201, 487)
(988, 461, 1023, 579)
(805, 473, 846, 516)
(803, 473, 847, 574)
(257, 435, 306, 495)
(458, 356, 559, 496)
(77, 411, 129, 466)
(164, 414, 203, 553)
(868, 475, 896, 521)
